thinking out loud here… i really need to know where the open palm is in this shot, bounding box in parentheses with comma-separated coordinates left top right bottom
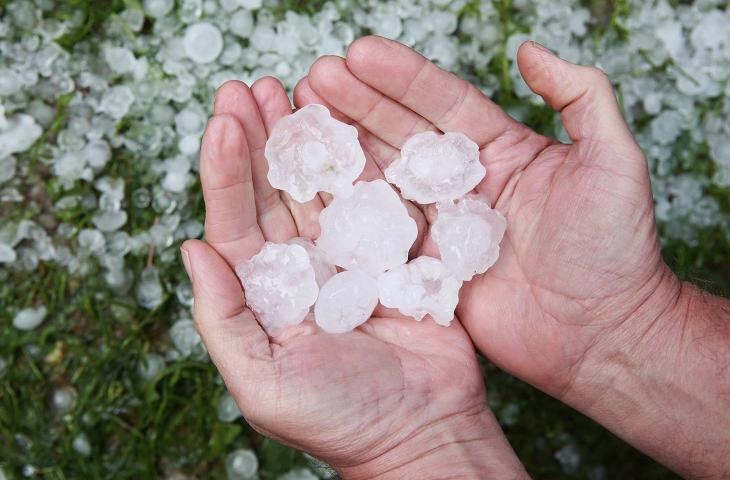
(297, 36, 673, 402)
(182, 77, 521, 475)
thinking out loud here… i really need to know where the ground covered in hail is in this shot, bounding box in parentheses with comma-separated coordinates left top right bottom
(1, 0, 729, 478)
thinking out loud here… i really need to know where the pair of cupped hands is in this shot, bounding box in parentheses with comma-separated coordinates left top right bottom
(180, 37, 723, 478)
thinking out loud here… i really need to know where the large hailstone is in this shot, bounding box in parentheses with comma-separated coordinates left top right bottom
(265, 104, 366, 202)
(432, 197, 506, 281)
(378, 256, 462, 326)
(384, 131, 485, 204)
(314, 270, 379, 334)
(317, 179, 418, 276)
(236, 242, 319, 335)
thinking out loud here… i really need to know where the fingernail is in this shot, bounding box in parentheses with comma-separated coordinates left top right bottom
(180, 247, 192, 281)
(530, 41, 556, 56)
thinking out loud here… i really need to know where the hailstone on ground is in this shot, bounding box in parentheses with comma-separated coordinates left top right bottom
(314, 270, 379, 334)
(432, 197, 506, 281)
(384, 131, 485, 204)
(378, 256, 462, 326)
(317, 179, 418, 276)
(264, 104, 366, 202)
(236, 242, 319, 335)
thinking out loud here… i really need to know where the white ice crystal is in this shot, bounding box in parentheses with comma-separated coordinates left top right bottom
(236, 242, 318, 335)
(0, 112, 42, 160)
(183, 22, 223, 64)
(12, 306, 47, 331)
(265, 104, 366, 202)
(432, 197, 506, 281)
(314, 270, 378, 334)
(378, 256, 462, 326)
(317, 179, 418, 276)
(385, 131, 485, 204)
(287, 237, 336, 288)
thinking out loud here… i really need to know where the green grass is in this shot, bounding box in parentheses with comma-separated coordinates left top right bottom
(2, 0, 729, 478)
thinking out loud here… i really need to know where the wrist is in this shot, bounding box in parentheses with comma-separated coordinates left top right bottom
(334, 408, 529, 480)
(564, 265, 730, 478)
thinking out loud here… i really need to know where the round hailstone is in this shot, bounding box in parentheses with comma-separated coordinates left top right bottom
(236, 242, 319, 335)
(225, 449, 259, 480)
(378, 256, 462, 326)
(183, 22, 223, 64)
(229, 9, 254, 38)
(144, 0, 175, 18)
(314, 270, 379, 334)
(12, 306, 47, 331)
(264, 104, 366, 203)
(432, 197, 506, 281)
(72, 434, 91, 457)
(0, 113, 43, 159)
(384, 131, 485, 204)
(317, 180, 418, 276)
(287, 237, 336, 288)
(217, 391, 242, 423)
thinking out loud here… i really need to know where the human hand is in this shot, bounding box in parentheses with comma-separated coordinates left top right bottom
(181, 79, 528, 479)
(299, 36, 729, 478)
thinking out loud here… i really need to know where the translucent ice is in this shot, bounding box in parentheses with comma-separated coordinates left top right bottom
(287, 237, 336, 288)
(225, 449, 258, 480)
(12, 306, 47, 331)
(385, 131, 485, 204)
(184, 22, 223, 64)
(432, 197, 506, 281)
(265, 104, 366, 202)
(378, 256, 462, 326)
(314, 270, 378, 334)
(236, 242, 318, 335)
(317, 179, 417, 275)
(217, 391, 242, 423)
(0, 113, 42, 160)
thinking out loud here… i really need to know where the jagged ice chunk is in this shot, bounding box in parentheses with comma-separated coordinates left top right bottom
(265, 104, 366, 202)
(315, 270, 378, 334)
(236, 242, 318, 335)
(432, 197, 506, 281)
(317, 179, 417, 276)
(378, 256, 462, 326)
(385, 131, 485, 204)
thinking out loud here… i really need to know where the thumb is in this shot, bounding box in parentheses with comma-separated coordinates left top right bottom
(181, 239, 272, 384)
(517, 41, 634, 145)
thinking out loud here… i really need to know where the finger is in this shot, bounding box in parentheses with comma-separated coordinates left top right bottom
(214, 80, 297, 242)
(181, 240, 273, 400)
(200, 114, 265, 267)
(252, 76, 323, 240)
(516, 41, 636, 146)
(293, 77, 428, 256)
(345, 36, 522, 147)
(308, 55, 435, 148)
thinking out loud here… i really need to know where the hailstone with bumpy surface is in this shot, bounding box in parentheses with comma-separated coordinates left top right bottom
(315, 270, 379, 334)
(432, 197, 506, 281)
(317, 179, 418, 276)
(384, 131, 485, 204)
(236, 242, 319, 335)
(265, 104, 366, 202)
(378, 256, 462, 326)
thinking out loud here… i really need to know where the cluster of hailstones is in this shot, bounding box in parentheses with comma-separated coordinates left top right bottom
(236, 104, 506, 335)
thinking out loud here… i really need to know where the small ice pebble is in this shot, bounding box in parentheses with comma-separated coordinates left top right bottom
(378, 256, 462, 326)
(236, 242, 318, 335)
(432, 197, 506, 281)
(317, 179, 417, 276)
(265, 104, 366, 202)
(315, 270, 378, 333)
(385, 131, 485, 204)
